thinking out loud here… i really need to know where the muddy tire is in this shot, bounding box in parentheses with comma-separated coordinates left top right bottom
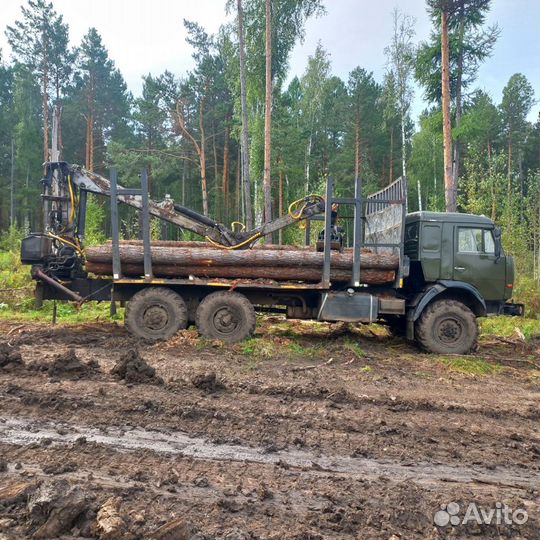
(415, 299, 478, 354)
(196, 291, 256, 343)
(125, 287, 188, 341)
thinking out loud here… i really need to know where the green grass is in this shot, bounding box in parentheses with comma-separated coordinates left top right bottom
(287, 341, 321, 359)
(480, 316, 539, 340)
(0, 299, 123, 323)
(438, 356, 502, 375)
(266, 323, 299, 338)
(344, 339, 367, 358)
(240, 337, 278, 358)
(0, 250, 32, 291)
(287, 342, 307, 355)
(513, 272, 540, 318)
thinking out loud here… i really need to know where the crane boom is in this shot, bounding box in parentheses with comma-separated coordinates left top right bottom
(41, 162, 325, 249)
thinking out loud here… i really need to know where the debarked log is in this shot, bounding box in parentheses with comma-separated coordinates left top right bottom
(85, 261, 395, 284)
(110, 239, 337, 251)
(85, 244, 399, 270)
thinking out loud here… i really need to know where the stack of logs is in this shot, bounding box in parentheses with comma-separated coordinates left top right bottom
(85, 240, 398, 285)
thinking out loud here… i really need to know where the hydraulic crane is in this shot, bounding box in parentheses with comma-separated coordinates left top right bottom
(22, 161, 327, 281)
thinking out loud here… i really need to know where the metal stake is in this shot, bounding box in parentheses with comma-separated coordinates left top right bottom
(110, 168, 121, 280)
(351, 176, 362, 287)
(141, 168, 153, 280)
(322, 177, 334, 287)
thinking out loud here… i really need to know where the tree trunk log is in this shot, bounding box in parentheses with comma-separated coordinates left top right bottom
(85, 261, 395, 284)
(86, 244, 399, 270)
(109, 239, 334, 251)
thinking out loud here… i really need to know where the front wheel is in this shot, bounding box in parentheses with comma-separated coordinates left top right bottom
(195, 291, 256, 343)
(125, 287, 188, 341)
(415, 299, 478, 354)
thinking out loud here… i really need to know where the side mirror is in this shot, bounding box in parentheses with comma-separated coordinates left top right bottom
(493, 227, 502, 260)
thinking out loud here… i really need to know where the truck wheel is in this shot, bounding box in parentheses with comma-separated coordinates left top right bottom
(125, 287, 188, 341)
(415, 299, 478, 354)
(196, 291, 256, 343)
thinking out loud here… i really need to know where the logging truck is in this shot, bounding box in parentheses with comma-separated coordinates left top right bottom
(20, 162, 523, 354)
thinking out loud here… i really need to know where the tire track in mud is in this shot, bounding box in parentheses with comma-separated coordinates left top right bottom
(1, 375, 538, 471)
(0, 415, 535, 492)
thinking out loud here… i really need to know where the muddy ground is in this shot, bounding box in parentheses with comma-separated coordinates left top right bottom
(0, 317, 538, 539)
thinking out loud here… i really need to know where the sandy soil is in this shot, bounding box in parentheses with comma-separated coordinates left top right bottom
(0, 318, 538, 539)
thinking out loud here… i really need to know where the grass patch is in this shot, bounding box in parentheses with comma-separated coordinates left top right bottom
(0, 300, 123, 324)
(266, 323, 301, 338)
(438, 356, 502, 375)
(0, 250, 32, 291)
(513, 273, 539, 318)
(287, 342, 307, 355)
(287, 341, 320, 359)
(195, 337, 213, 351)
(240, 337, 277, 358)
(480, 316, 539, 340)
(344, 339, 367, 358)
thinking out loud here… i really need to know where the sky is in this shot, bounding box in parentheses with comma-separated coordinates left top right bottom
(1, 0, 539, 121)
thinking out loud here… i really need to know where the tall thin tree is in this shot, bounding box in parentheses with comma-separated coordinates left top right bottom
(236, 0, 253, 228)
(263, 0, 273, 235)
(440, 5, 454, 211)
(385, 9, 416, 206)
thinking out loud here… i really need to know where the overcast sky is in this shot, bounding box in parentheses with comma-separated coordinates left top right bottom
(1, 0, 539, 121)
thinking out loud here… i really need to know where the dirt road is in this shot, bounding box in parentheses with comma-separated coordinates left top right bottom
(0, 318, 538, 539)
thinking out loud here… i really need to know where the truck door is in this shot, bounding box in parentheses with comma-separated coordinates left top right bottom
(453, 226, 506, 300)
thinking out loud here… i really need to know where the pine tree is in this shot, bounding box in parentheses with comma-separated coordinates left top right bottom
(417, 0, 500, 210)
(0, 51, 15, 228)
(500, 73, 535, 214)
(6, 0, 72, 162)
(13, 65, 42, 229)
(263, 0, 273, 233)
(347, 68, 383, 185)
(70, 28, 131, 172)
(500, 74, 535, 184)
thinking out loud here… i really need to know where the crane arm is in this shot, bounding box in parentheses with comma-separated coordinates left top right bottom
(42, 162, 325, 249)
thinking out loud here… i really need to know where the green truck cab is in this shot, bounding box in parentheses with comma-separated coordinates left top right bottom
(401, 211, 523, 353)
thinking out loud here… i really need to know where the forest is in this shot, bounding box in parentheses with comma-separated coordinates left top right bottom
(0, 0, 538, 310)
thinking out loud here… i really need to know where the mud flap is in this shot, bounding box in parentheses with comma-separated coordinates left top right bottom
(406, 309, 415, 340)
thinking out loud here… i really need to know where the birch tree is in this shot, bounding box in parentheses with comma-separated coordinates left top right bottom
(236, 0, 253, 227)
(384, 8, 416, 205)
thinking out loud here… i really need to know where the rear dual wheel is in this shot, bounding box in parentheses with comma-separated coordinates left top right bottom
(196, 291, 256, 343)
(125, 288, 256, 343)
(125, 287, 188, 341)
